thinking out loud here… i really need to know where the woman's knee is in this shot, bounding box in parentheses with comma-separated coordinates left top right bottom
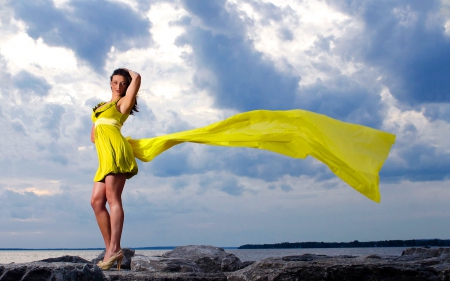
(91, 196, 106, 211)
(105, 196, 122, 208)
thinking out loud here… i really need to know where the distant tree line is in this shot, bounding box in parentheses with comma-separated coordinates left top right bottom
(238, 239, 450, 249)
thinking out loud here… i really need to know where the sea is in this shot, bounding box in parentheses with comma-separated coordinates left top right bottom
(0, 247, 411, 264)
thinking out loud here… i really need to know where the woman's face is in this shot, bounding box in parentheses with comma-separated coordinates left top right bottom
(110, 75, 128, 95)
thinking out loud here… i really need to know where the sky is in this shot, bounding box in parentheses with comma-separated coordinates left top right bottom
(0, 0, 450, 249)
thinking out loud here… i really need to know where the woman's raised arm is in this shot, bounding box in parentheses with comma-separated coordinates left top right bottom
(118, 69, 141, 114)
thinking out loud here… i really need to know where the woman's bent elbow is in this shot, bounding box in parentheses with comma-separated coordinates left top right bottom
(134, 74, 141, 83)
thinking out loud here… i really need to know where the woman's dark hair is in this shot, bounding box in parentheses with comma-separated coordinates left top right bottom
(110, 68, 139, 115)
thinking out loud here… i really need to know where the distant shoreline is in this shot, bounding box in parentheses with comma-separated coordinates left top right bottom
(238, 239, 450, 249)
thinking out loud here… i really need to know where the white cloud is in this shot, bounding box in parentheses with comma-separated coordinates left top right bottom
(393, 5, 418, 27)
(1, 34, 78, 74)
(381, 87, 450, 154)
(230, 0, 358, 86)
(442, 0, 450, 35)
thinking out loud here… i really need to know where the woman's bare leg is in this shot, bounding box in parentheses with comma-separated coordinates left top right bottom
(91, 181, 111, 252)
(104, 174, 127, 261)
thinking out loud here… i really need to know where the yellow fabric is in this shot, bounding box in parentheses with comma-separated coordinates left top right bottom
(127, 110, 395, 202)
(91, 99, 138, 181)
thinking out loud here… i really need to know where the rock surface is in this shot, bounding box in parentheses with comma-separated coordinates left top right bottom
(226, 250, 450, 281)
(0, 262, 104, 281)
(131, 254, 202, 272)
(39, 255, 91, 264)
(162, 245, 243, 272)
(1, 246, 449, 280)
(104, 270, 227, 281)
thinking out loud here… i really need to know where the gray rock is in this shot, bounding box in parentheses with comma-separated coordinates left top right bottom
(131, 255, 202, 272)
(92, 248, 135, 270)
(365, 254, 382, 259)
(103, 270, 227, 281)
(226, 251, 450, 281)
(239, 261, 255, 269)
(281, 254, 331, 262)
(397, 247, 450, 264)
(402, 247, 450, 257)
(0, 262, 105, 281)
(39, 255, 91, 264)
(2, 247, 450, 280)
(162, 245, 243, 273)
(220, 253, 244, 272)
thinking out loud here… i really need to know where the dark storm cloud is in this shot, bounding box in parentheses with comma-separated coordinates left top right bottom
(217, 177, 245, 196)
(376, 121, 450, 182)
(176, 0, 383, 126)
(327, 0, 450, 105)
(198, 174, 246, 196)
(181, 0, 235, 30)
(147, 146, 190, 177)
(162, 0, 392, 184)
(320, 0, 450, 182)
(381, 143, 450, 182)
(10, 0, 152, 71)
(214, 148, 332, 182)
(298, 75, 385, 127)
(147, 143, 333, 187)
(0, 188, 90, 225)
(176, 0, 300, 111)
(12, 70, 52, 97)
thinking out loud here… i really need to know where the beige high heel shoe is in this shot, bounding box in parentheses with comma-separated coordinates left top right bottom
(97, 250, 124, 271)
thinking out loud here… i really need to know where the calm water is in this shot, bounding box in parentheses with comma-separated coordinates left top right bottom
(0, 247, 410, 264)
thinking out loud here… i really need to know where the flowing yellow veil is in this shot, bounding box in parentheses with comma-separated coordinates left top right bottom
(127, 109, 396, 202)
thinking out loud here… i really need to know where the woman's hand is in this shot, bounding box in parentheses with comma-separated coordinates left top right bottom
(91, 124, 95, 143)
(118, 68, 141, 114)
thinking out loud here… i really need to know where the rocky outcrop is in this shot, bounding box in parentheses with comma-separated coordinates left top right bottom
(39, 255, 91, 263)
(0, 262, 104, 281)
(401, 247, 450, 258)
(226, 250, 450, 281)
(1, 246, 449, 281)
(161, 245, 244, 272)
(130, 255, 202, 272)
(104, 271, 227, 281)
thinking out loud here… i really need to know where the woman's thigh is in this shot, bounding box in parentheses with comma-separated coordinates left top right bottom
(104, 174, 127, 203)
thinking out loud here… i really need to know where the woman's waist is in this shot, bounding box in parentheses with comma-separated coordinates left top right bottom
(95, 118, 123, 129)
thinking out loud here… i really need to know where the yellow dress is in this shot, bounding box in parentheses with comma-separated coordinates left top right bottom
(91, 99, 138, 182)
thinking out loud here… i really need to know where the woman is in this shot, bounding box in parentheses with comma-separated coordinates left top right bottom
(89, 68, 396, 267)
(90, 68, 140, 270)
